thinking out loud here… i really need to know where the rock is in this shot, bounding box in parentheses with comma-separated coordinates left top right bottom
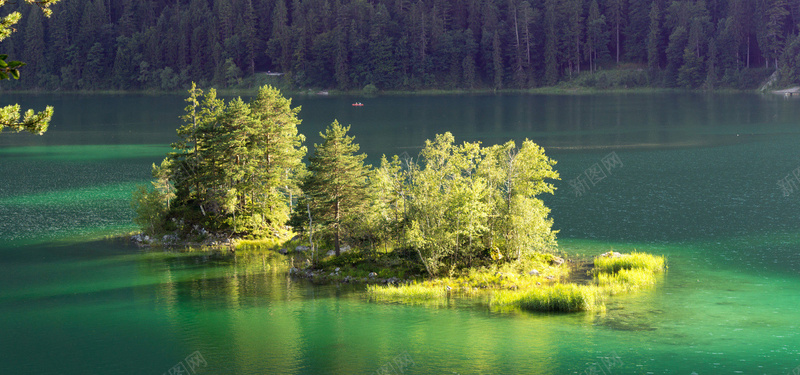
(289, 267, 298, 274)
(551, 256, 565, 266)
(529, 269, 540, 277)
(326, 250, 335, 256)
(295, 245, 310, 252)
(601, 251, 622, 258)
(445, 285, 452, 291)
(388, 277, 398, 284)
(368, 272, 377, 278)
(279, 248, 288, 255)
(335, 267, 341, 272)
(162, 234, 179, 245)
(340, 245, 351, 253)
(545, 275, 554, 280)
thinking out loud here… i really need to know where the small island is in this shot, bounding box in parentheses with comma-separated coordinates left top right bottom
(132, 84, 666, 313)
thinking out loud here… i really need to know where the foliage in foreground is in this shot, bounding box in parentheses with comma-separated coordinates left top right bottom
(0, 1, 59, 135)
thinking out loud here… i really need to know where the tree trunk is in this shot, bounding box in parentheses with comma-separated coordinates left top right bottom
(616, 24, 620, 63)
(307, 203, 316, 266)
(334, 200, 341, 256)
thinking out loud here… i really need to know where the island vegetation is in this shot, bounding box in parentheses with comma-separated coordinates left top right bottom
(132, 84, 667, 312)
(2, 0, 800, 93)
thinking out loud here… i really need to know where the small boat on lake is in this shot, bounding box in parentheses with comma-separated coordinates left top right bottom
(352, 102, 364, 107)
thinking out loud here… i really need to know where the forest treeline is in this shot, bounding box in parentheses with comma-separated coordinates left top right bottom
(2, 0, 800, 92)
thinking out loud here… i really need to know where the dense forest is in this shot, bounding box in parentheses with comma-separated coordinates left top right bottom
(1, 0, 800, 91)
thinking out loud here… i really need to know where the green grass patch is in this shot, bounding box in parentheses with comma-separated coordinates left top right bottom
(596, 268, 659, 295)
(367, 282, 446, 300)
(491, 284, 600, 313)
(593, 252, 666, 274)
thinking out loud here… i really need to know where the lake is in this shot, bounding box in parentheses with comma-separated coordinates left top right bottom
(2, 92, 800, 374)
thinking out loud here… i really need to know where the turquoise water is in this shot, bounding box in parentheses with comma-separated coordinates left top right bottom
(2, 93, 800, 374)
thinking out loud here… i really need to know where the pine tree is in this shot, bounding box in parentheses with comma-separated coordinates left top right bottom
(647, 0, 662, 71)
(164, 84, 306, 237)
(303, 121, 371, 256)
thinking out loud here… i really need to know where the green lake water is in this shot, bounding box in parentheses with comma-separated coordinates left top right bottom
(2, 92, 800, 374)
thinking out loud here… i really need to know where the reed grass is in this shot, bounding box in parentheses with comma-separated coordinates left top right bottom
(596, 268, 658, 294)
(491, 284, 600, 312)
(593, 252, 666, 275)
(367, 282, 447, 300)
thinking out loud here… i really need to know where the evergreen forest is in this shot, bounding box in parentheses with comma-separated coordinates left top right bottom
(2, 0, 800, 91)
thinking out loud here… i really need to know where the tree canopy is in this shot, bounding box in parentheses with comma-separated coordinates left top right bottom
(145, 83, 306, 238)
(134, 87, 561, 277)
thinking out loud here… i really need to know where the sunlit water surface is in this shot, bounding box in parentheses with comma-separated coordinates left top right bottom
(2, 93, 800, 374)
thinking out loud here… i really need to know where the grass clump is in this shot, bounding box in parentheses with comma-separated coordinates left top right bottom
(491, 284, 599, 312)
(367, 282, 446, 300)
(596, 268, 658, 295)
(593, 251, 666, 275)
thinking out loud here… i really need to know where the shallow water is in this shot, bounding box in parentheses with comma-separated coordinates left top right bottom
(2, 92, 800, 374)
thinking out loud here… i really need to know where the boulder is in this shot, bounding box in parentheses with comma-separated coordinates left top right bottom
(295, 245, 310, 252)
(529, 269, 540, 277)
(551, 256, 565, 266)
(279, 248, 288, 255)
(368, 272, 377, 278)
(326, 250, 335, 256)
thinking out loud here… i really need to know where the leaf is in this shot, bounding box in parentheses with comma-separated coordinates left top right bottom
(0, 72, 8, 80)
(10, 69, 19, 79)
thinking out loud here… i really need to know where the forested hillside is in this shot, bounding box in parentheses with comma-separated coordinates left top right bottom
(1, 0, 799, 91)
